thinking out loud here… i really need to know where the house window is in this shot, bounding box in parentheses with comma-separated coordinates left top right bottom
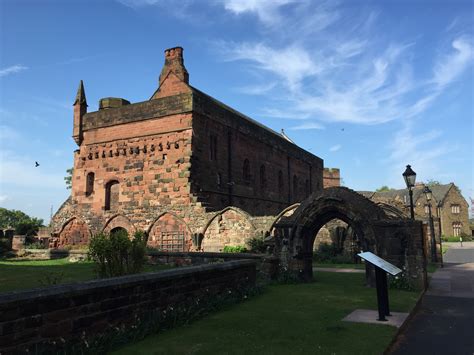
(105, 180, 120, 211)
(424, 205, 430, 214)
(453, 222, 462, 237)
(217, 173, 222, 188)
(260, 165, 266, 189)
(451, 205, 460, 214)
(209, 134, 217, 161)
(293, 175, 298, 199)
(278, 170, 284, 191)
(243, 159, 250, 183)
(86, 172, 94, 197)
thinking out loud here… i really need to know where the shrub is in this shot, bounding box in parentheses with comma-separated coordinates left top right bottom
(246, 236, 266, 253)
(25, 241, 47, 249)
(223, 245, 248, 253)
(388, 272, 413, 291)
(441, 234, 473, 242)
(313, 243, 354, 264)
(88, 230, 147, 278)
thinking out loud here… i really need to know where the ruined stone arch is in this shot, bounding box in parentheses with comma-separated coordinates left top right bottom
(102, 214, 136, 237)
(278, 187, 390, 281)
(56, 217, 91, 248)
(146, 212, 192, 252)
(201, 207, 256, 252)
(269, 203, 301, 234)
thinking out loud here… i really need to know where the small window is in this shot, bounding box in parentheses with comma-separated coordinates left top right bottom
(217, 173, 222, 188)
(243, 159, 250, 182)
(86, 172, 94, 197)
(278, 170, 284, 191)
(453, 222, 462, 237)
(260, 165, 266, 189)
(209, 134, 217, 161)
(105, 180, 120, 211)
(451, 205, 460, 214)
(424, 205, 430, 214)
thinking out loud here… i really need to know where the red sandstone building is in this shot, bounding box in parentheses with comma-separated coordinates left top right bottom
(51, 47, 325, 252)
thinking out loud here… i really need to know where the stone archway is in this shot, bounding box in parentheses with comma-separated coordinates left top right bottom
(274, 187, 426, 288)
(147, 212, 192, 252)
(56, 217, 91, 248)
(202, 207, 255, 252)
(103, 215, 136, 237)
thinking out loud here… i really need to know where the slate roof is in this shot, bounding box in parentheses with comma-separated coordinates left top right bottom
(357, 183, 455, 207)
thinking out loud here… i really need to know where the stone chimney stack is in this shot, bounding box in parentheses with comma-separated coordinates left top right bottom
(73, 80, 87, 146)
(159, 47, 189, 87)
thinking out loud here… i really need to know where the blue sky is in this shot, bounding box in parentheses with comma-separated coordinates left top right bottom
(1, 0, 473, 222)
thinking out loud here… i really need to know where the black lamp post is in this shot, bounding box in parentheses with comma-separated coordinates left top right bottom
(423, 185, 437, 263)
(402, 165, 416, 219)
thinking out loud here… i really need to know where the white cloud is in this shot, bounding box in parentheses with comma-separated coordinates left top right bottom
(0, 65, 28, 78)
(116, 0, 161, 8)
(222, 42, 319, 92)
(223, 0, 297, 25)
(235, 82, 277, 95)
(290, 122, 324, 130)
(329, 144, 341, 152)
(432, 37, 474, 88)
(0, 195, 9, 203)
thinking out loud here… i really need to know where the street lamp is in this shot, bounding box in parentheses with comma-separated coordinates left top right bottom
(402, 165, 416, 219)
(423, 185, 437, 263)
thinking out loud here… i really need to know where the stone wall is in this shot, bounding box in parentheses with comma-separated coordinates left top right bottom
(0, 260, 256, 353)
(323, 168, 340, 188)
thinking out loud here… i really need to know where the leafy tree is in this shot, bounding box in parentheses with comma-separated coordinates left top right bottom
(65, 168, 74, 190)
(0, 208, 44, 236)
(426, 180, 442, 187)
(376, 186, 392, 192)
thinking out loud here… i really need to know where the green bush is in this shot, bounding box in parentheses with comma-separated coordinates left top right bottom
(88, 230, 147, 278)
(246, 236, 266, 253)
(25, 241, 47, 249)
(313, 243, 354, 264)
(441, 234, 473, 242)
(223, 245, 248, 253)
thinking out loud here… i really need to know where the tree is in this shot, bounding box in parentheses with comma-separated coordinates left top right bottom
(0, 208, 44, 236)
(376, 186, 392, 192)
(65, 168, 74, 190)
(426, 180, 442, 187)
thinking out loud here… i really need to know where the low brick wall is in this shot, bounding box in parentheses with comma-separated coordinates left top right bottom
(0, 260, 256, 353)
(147, 251, 279, 280)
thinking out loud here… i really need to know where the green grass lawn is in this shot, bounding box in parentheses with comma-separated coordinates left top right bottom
(114, 272, 419, 355)
(0, 258, 171, 293)
(313, 262, 365, 269)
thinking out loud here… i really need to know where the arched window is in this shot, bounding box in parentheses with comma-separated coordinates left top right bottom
(243, 159, 250, 183)
(260, 165, 266, 189)
(293, 175, 298, 200)
(278, 170, 284, 191)
(452, 222, 462, 237)
(105, 180, 120, 211)
(86, 172, 95, 197)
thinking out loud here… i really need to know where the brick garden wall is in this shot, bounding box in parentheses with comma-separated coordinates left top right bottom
(0, 260, 256, 353)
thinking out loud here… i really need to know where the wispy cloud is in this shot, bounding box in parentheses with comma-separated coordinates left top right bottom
(329, 144, 341, 152)
(116, 0, 161, 8)
(290, 122, 324, 130)
(222, 0, 298, 25)
(386, 122, 457, 187)
(0, 195, 9, 203)
(0, 65, 28, 78)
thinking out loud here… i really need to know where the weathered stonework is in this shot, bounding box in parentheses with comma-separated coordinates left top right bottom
(50, 47, 323, 252)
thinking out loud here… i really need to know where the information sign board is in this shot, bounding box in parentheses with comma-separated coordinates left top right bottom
(357, 252, 402, 276)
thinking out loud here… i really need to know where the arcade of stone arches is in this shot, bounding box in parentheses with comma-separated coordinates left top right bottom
(51, 187, 426, 287)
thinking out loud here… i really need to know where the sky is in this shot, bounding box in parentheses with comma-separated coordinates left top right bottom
(1, 0, 473, 223)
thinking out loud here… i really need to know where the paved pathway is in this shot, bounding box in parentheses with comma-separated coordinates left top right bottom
(444, 241, 474, 264)
(390, 244, 474, 355)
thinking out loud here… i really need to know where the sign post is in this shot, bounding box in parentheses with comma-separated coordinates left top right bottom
(358, 252, 402, 322)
